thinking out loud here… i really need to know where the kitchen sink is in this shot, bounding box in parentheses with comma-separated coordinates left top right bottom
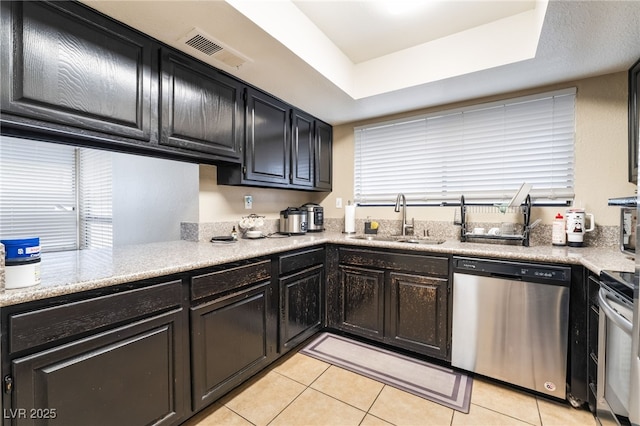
(348, 235, 445, 245)
(396, 238, 445, 245)
(348, 235, 400, 241)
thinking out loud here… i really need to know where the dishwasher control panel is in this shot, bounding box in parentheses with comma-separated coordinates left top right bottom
(453, 257, 571, 285)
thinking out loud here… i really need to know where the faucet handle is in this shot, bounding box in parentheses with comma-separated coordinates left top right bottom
(405, 218, 415, 235)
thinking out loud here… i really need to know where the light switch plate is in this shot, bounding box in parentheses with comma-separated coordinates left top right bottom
(244, 195, 253, 209)
(336, 197, 343, 208)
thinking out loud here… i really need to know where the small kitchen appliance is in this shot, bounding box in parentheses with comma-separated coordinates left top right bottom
(620, 207, 637, 257)
(301, 203, 324, 232)
(279, 207, 307, 235)
(608, 196, 637, 258)
(565, 208, 595, 247)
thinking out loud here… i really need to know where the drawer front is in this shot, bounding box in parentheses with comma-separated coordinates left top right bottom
(9, 280, 182, 354)
(339, 247, 448, 276)
(191, 260, 271, 301)
(279, 248, 325, 276)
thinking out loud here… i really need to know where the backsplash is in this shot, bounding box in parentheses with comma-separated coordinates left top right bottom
(182, 218, 619, 247)
(181, 220, 280, 241)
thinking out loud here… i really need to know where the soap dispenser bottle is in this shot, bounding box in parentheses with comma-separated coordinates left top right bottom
(552, 213, 566, 246)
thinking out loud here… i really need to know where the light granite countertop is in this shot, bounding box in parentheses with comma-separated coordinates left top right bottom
(0, 232, 634, 307)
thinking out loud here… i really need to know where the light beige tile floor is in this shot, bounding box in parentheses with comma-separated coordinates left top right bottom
(183, 349, 598, 426)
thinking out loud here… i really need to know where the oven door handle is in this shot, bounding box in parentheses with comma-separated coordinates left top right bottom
(598, 288, 633, 334)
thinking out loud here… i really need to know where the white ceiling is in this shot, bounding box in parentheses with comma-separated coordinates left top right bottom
(291, 1, 537, 64)
(81, 0, 640, 126)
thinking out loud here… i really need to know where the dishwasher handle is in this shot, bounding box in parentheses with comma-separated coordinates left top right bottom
(489, 272, 523, 281)
(598, 288, 633, 335)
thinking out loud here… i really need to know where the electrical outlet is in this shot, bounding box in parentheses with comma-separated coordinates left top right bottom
(244, 195, 253, 209)
(336, 197, 343, 209)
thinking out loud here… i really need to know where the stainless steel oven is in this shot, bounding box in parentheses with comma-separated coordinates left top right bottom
(598, 271, 635, 426)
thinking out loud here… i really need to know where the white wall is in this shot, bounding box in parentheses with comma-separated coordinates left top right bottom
(112, 153, 199, 245)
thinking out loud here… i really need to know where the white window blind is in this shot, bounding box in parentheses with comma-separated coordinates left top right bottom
(0, 136, 113, 252)
(354, 88, 576, 205)
(0, 136, 77, 251)
(79, 149, 113, 249)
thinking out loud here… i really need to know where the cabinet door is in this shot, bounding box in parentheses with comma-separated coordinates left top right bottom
(191, 281, 276, 410)
(10, 309, 188, 426)
(0, 1, 154, 142)
(315, 121, 332, 190)
(244, 88, 290, 185)
(339, 265, 385, 341)
(291, 110, 314, 188)
(387, 272, 449, 360)
(279, 265, 324, 352)
(160, 49, 242, 160)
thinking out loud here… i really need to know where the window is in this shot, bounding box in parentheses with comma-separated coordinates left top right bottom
(78, 148, 113, 249)
(354, 88, 576, 205)
(0, 136, 112, 252)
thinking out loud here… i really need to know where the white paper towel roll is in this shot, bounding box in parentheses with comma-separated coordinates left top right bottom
(344, 204, 356, 233)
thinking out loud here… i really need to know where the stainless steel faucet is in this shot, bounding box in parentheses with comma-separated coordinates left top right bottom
(394, 193, 414, 236)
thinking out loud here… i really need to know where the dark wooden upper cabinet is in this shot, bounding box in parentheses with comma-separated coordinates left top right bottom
(0, 1, 154, 142)
(217, 99, 333, 191)
(159, 49, 242, 161)
(243, 87, 291, 185)
(315, 120, 333, 190)
(291, 110, 315, 187)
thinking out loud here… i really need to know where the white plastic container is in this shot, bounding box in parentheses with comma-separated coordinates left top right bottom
(552, 213, 567, 246)
(4, 261, 40, 289)
(1, 237, 41, 289)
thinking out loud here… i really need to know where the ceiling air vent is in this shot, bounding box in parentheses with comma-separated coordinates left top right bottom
(185, 34, 223, 56)
(179, 28, 251, 69)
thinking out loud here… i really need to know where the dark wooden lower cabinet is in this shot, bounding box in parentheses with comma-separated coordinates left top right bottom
(339, 265, 385, 341)
(387, 272, 448, 359)
(190, 281, 276, 410)
(279, 264, 324, 352)
(333, 247, 451, 360)
(10, 309, 187, 426)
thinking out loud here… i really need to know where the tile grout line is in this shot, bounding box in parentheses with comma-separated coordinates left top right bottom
(467, 402, 541, 426)
(263, 381, 308, 426)
(535, 396, 544, 426)
(278, 360, 388, 425)
(264, 361, 338, 426)
(360, 385, 399, 426)
(222, 405, 258, 426)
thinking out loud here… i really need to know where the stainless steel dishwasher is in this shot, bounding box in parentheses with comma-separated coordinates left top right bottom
(452, 257, 571, 399)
